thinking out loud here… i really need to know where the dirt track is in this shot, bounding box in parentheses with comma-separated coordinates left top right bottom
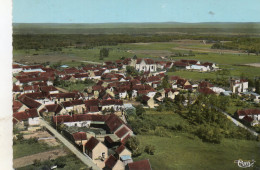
(13, 149, 67, 168)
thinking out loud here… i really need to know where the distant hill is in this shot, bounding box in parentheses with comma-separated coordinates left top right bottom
(13, 22, 260, 35)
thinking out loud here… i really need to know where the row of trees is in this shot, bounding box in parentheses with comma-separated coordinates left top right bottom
(211, 38, 260, 55)
(14, 34, 256, 50)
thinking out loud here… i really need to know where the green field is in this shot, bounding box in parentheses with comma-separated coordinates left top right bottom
(17, 154, 88, 170)
(135, 134, 260, 170)
(13, 142, 58, 159)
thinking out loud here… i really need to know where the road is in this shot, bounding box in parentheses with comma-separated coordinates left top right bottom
(13, 149, 67, 169)
(214, 107, 259, 137)
(39, 118, 101, 170)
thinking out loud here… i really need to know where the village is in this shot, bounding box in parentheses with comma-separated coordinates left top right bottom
(12, 55, 260, 170)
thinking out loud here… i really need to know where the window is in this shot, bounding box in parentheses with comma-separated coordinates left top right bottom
(102, 152, 105, 158)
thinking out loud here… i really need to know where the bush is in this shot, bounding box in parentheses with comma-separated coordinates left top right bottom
(55, 156, 66, 168)
(27, 137, 38, 144)
(144, 145, 155, 155)
(196, 125, 223, 144)
(33, 159, 41, 167)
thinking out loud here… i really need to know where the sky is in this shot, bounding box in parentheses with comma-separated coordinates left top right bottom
(13, 0, 260, 23)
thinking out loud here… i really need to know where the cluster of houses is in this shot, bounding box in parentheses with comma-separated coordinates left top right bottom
(12, 56, 259, 169)
(104, 57, 218, 73)
(12, 62, 153, 169)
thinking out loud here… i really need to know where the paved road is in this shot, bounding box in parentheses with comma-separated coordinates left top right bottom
(13, 149, 67, 169)
(40, 119, 101, 170)
(214, 107, 259, 137)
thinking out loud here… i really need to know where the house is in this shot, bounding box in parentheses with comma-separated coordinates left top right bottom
(13, 64, 23, 74)
(49, 93, 79, 103)
(173, 61, 190, 70)
(142, 95, 155, 108)
(71, 132, 88, 147)
(126, 159, 152, 170)
(13, 108, 40, 128)
(100, 99, 124, 112)
(190, 65, 210, 72)
(198, 88, 216, 95)
(23, 85, 40, 94)
(40, 104, 63, 117)
(135, 59, 157, 72)
(62, 99, 86, 114)
(235, 109, 260, 121)
(18, 94, 44, 111)
(104, 155, 125, 170)
(230, 79, 248, 93)
(85, 137, 108, 168)
(210, 87, 226, 94)
(251, 92, 260, 103)
(40, 86, 59, 95)
(176, 78, 191, 89)
(115, 145, 132, 159)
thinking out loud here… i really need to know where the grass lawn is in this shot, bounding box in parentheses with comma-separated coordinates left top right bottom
(59, 82, 88, 92)
(13, 142, 58, 159)
(167, 70, 215, 80)
(135, 134, 260, 170)
(17, 154, 88, 170)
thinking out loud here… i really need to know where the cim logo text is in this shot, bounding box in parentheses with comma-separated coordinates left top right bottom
(234, 159, 255, 168)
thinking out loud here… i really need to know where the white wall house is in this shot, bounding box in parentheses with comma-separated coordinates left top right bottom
(135, 59, 157, 72)
(231, 80, 248, 93)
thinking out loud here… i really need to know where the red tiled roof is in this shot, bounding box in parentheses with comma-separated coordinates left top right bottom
(40, 86, 58, 93)
(180, 59, 198, 65)
(85, 137, 99, 151)
(105, 155, 118, 169)
(115, 126, 130, 138)
(13, 85, 21, 92)
(115, 145, 126, 155)
(23, 85, 40, 92)
(89, 106, 99, 112)
(199, 81, 213, 88)
(72, 132, 87, 141)
(49, 93, 78, 99)
(174, 61, 189, 67)
(142, 95, 151, 102)
(198, 88, 216, 95)
(105, 114, 124, 132)
(45, 104, 62, 113)
(177, 78, 188, 86)
(13, 64, 21, 69)
(100, 99, 123, 106)
(62, 99, 84, 107)
(85, 99, 100, 107)
(24, 92, 45, 99)
(127, 159, 152, 170)
(242, 115, 254, 123)
(184, 85, 193, 89)
(18, 95, 41, 109)
(13, 100, 23, 112)
(237, 109, 260, 116)
(13, 108, 38, 124)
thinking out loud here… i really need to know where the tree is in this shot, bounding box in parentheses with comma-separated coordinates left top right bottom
(135, 105, 145, 117)
(161, 75, 171, 89)
(100, 48, 109, 59)
(144, 145, 155, 155)
(126, 136, 142, 157)
(126, 66, 138, 76)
